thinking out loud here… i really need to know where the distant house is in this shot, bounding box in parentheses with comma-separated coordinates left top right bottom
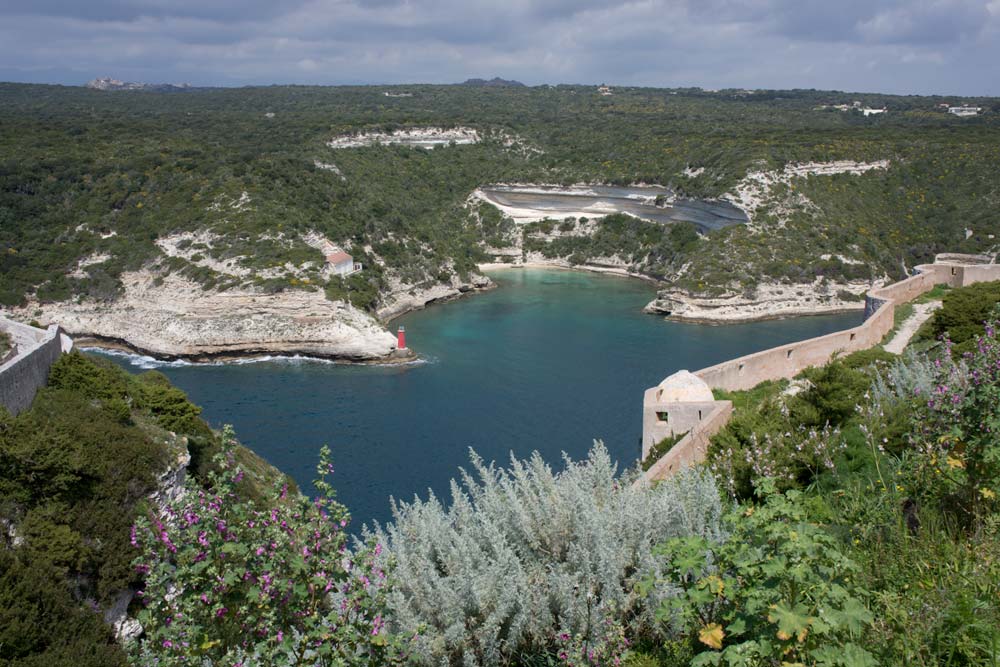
(815, 101, 886, 116)
(948, 106, 981, 117)
(326, 250, 362, 277)
(598, 85, 613, 96)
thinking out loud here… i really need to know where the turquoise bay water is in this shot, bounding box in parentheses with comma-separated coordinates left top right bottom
(97, 269, 860, 530)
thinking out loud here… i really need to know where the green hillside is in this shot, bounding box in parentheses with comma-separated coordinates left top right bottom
(1, 83, 998, 310)
(0, 352, 291, 666)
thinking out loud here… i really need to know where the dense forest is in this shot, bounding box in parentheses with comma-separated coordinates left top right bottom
(1, 83, 998, 311)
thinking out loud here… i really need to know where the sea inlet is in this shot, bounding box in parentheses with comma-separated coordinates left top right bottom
(97, 269, 860, 530)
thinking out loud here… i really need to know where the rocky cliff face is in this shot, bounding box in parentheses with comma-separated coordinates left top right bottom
(23, 271, 401, 361)
(376, 272, 494, 321)
(644, 278, 877, 323)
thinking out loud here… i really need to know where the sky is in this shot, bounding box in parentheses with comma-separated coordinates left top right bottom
(0, 0, 998, 95)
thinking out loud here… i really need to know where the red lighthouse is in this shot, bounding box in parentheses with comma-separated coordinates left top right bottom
(397, 326, 407, 350)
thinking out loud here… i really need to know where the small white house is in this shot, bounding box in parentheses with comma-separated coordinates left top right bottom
(326, 250, 362, 277)
(948, 106, 982, 117)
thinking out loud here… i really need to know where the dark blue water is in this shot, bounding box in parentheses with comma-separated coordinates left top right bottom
(95, 269, 860, 529)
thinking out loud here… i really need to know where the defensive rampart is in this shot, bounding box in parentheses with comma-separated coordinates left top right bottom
(637, 258, 1000, 485)
(0, 317, 73, 416)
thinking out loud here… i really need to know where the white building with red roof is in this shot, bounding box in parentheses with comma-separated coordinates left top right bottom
(326, 249, 362, 277)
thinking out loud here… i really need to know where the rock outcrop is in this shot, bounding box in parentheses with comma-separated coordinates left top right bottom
(23, 271, 401, 361)
(645, 278, 875, 323)
(377, 273, 494, 321)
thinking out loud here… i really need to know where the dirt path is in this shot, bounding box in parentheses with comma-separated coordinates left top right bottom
(884, 301, 941, 354)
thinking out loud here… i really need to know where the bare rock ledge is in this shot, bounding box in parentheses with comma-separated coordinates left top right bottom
(19, 271, 413, 362)
(645, 279, 875, 323)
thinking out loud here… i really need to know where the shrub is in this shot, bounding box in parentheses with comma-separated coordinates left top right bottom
(710, 410, 843, 499)
(642, 431, 688, 471)
(0, 550, 127, 667)
(130, 428, 410, 667)
(709, 351, 891, 499)
(47, 350, 131, 404)
(863, 318, 1000, 526)
(368, 442, 724, 667)
(916, 280, 1000, 354)
(791, 350, 893, 428)
(830, 472, 1000, 667)
(0, 383, 165, 600)
(649, 482, 876, 667)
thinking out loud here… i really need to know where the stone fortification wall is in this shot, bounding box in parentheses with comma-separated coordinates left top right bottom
(0, 318, 72, 416)
(695, 263, 970, 393)
(638, 259, 1000, 483)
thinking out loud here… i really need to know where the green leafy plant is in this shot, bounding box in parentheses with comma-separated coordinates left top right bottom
(647, 482, 876, 667)
(915, 281, 1000, 354)
(642, 430, 688, 471)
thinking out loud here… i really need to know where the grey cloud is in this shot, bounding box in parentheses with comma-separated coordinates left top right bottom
(0, 0, 304, 22)
(856, 0, 989, 44)
(0, 0, 996, 93)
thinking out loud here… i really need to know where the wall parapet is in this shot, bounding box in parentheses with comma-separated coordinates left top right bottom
(0, 317, 73, 416)
(638, 258, 1000, 484)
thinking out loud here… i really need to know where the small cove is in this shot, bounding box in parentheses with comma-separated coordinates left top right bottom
(97, 269, 861, 530)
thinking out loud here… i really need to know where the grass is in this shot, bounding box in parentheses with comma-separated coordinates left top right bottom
(712, 378, 787, 409)
(641, 430, 689, 471)
(915, 284, 951, 302)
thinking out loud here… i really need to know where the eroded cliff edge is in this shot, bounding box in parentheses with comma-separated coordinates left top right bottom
(643, 278, 876, 323)
(15, 271, 412, 362)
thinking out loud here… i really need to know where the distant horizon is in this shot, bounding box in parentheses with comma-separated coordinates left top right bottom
(3, 77, 998, 100)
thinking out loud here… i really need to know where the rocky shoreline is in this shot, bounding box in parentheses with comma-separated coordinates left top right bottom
(17, 262, 881, 365)
(377, 273, 495, 321)
(13, 270, 441, 365)
(11, 268, 497, 366)
(479, 259, 871, 323)
(72, 334, 418, 365)
(643, 279, 874, 323)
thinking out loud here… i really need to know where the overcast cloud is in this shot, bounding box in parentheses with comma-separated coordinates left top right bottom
(0, 0, 997, 94)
